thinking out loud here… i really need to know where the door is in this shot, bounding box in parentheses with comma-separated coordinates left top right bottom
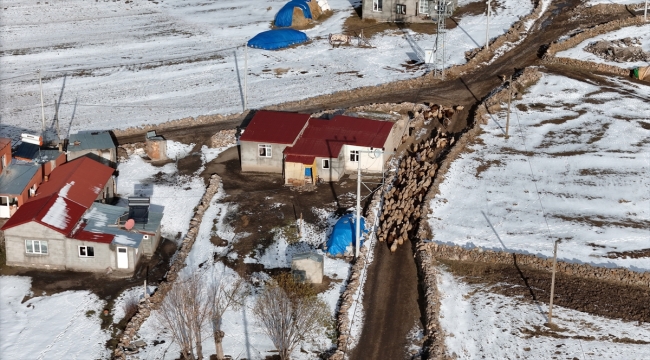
(0, 196, 9, 218)
(117, 247, 128, 269)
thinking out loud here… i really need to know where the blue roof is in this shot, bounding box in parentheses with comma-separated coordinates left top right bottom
(0, 163, 40, 195)
(275, 0, 312, 27)
(248, 29, 309, 50)
(83, 203, 163, 248)
(68, 131, 114, 152)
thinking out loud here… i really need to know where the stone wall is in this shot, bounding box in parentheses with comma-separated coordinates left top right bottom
(420, 242, 650, 288)
(113, 174, 222, 359)
(542, 15, 647, 76)
(414, 67, 543, 359)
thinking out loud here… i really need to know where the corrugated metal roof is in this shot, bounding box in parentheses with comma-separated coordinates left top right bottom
(284, 115, 394, 160)
(81, 203, 143, 247)
(0, 163, 40, 195)
(1, 194, 86, 236)
(32, 157, 114, 208)
(292, 252, 324, 263)
(68, 131, 114, 152)
(239, 110, 310, 145)
(285, 154, 315, 165)
(0, 138, 11, 150)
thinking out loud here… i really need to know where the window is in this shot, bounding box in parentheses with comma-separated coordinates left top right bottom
(396, 4, 406, 14)
(418, 1, 429, 15)
(322, 159, 330, 169)
(25, 240, 48, 255)
(350, 150, 359, 162)
(258, 144, 272, 158)
(79, 246, 95, 257)
(373, 0, 382, 11)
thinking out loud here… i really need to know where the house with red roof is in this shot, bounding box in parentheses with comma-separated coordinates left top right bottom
(239, 110, 311, 173)
(283, 115, 405, 185)
(1, 156, 162, 275)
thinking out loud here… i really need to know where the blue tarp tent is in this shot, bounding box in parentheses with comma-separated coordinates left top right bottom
(275, 0, 312, 27)
(247, 29, 309, 50)
(326, 214, 367, 256)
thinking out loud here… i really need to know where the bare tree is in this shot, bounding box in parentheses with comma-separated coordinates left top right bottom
(209, 276, 248, 360)
(253, 273, 332, 360)
(156, 271, 249, 360)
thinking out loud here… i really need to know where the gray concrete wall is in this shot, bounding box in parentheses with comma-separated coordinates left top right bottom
(362, 0, 430, 23)
(140, 228, 161, 257)
(316, 155, 345, 182)
(240, 141, 288, 173)
(383, 118, 407, 163)
(4, 222, 68, 269)
(292, 258, 323, 284)
(68, 148, 117, 164)
(4, 221, 140, 274)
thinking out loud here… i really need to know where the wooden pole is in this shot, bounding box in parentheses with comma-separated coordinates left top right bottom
(485, 0, 491, 50)
(548, 240, 559, 325)
(54, 100, 60, 141)
(144, 279, 148, 299)
(505, 75, 512, 139)
(244, 44, 248, 110)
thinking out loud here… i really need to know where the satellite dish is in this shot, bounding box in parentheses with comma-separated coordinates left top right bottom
(124, 219, 135, 230)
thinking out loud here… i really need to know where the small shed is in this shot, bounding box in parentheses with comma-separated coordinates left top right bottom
(145, 131, 167, 161)
(67, 131, 116, 167)
(291, 252, 324, 284)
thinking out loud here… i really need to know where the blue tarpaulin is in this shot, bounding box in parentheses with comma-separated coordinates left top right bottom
(247, 29, 309, 50)
(326, 214, 367, 256)
(275, 0, 312, 28)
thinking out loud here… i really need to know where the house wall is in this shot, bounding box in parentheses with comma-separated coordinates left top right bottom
(284, 161, 305, 185)
(68, 148, 117, 166)
(362, 0, 431, 23)
(140, 227, 161, 257)
(343, 145, 387, 173)
(4, 221, 141, 274)
(383, 118, 408, 163)
(42, 152, 66, 177)
(240, 141, 288, 173)
(291, 258, 324, 284)
(96, 177, 115, 203)
(316, 154, 345, 182)
(4, 222, 69, 269)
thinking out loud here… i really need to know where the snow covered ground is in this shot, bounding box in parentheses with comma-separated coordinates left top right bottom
(556, 23, 650, 69)
(1, 0, 534, 140)
(437, 268, 650, 359)
(134, 187, 352, 359)
(427, 73, 650, 270)
(0, 276, 110, 360)
(586, 0, 646, 5)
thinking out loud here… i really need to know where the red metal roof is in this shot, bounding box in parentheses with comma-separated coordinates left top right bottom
(284, 115, 394, 160)
(31, 156, 114, 208)
(285, 154, 315, 165)
(0, 138, 11, 150)
(72, 224, 114, 244)
(239, 110, 311, 145)
(1, 194, 87, 236)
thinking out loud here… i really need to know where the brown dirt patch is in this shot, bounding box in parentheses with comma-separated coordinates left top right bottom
(439, 259, 650, 323)
(606, 248, 650, 259)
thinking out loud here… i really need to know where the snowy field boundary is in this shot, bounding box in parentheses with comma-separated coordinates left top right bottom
(415, 67, 543, 359)
(543, 14, 647, 75)
(114, 174, 222, 359)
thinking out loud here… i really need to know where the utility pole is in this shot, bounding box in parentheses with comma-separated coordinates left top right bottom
(355, 155, 362, 259)
(505, 75, 512, 139)
(486, 0, 491, 50)
(548, 239, 560, 325)
(38, 69, 46, 142)
(244, 44, 248, 110)
(54, 100, 61, 141)
(645, 0, 648, 21)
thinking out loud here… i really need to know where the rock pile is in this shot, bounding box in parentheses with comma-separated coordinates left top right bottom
(584, 37, 649, 63)
(377, 128, 456, 252)
(210, 129, 237, 148)
(114, 174, 222, 359)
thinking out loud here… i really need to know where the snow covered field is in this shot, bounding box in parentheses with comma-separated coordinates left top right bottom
(134, 187, 352, 359)
(437, 268, 650, 359)
(427, 73, 650, 270)
(1, 0, 533, 140)
(0, 276, 110, 360)
(586, 0, 646, 5)
(556, 23, 650, 69)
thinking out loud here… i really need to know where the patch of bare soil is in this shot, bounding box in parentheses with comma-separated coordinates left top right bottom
(342, 8, 441, 38)
(439, 259, 650, 323)
(584, 37, 650, 63)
